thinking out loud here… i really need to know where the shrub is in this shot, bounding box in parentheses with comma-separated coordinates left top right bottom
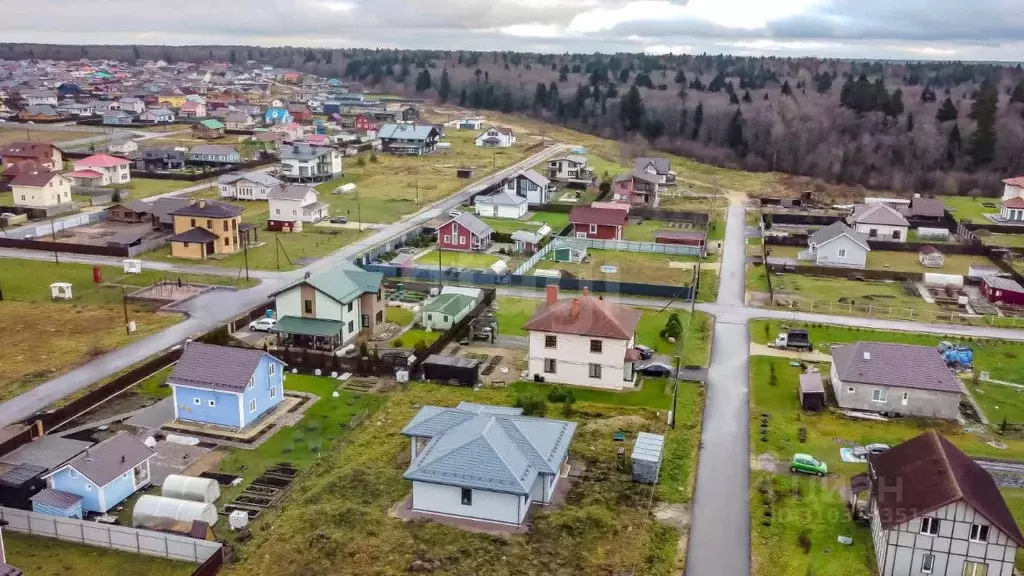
(392, 338, 405, 347)
(413, 340, 429, 356)
(797, 528, 812, 554)
(369, 151, 379, 163)
(515, 393, 548, 417)
(768, 363, 778, 386)
(547, 386, 576, 403)
(356, 156, 366, 166)
(662, 313, 683, 341)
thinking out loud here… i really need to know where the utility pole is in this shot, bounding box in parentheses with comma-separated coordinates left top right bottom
(356, 188, 362, 232)
(50, 219, 59, 265)
(242, 238, 250, 282)
(275, 233, 281, 270)
(122, 287, 130, 336)
(437, 246, 443, 291)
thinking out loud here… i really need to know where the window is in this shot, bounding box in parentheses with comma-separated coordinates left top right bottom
(69, 469, 79, 479)
(589, 224, 598, 234)
(443, 234, 450, 243)
(270, 387, 277, 399)
(347, 321, 354, 333)
(902, 392, 909, 406)
(545, 335, 557, 348)
(847, 387, 855, 394)
(206, 219, 213, 229)
(224, 237, 231, 247)
(207, 399, 216, 407)
(232, 220, 237, 230)
(183, 242, 190, 248)
(193, 397, 201, 405)
(443, 315, 449, 323)
(461, 488, 472, 506)
(347, 302, 353, 312)
(962, 561, 988, 576)
(970, 524, 990, 543)
(868, 228, 878, 238)
(589, 364, 602, 378)
(362, 314, 369, 328)
(872, 389, 888, 403)
(275, 208, 281, 215)
(223, 221, 229, 231)
(892, 230, 901, 240)
(544, 358, 557, 374)
(190, 218, 196, 227)
(269, 363, 276, 377)
(590, 339, 603, 353)
(303, 300, 313, 314)
(919, 517, 939, 536)
(377, 290, 382, 302)
(376, 310, 383, 323)
(249, 399, 257, 413)
(921, 554, 934, 574)
(837, 248, 847, 258)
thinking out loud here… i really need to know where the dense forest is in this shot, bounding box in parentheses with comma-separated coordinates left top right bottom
(6, 43, 1024, 196)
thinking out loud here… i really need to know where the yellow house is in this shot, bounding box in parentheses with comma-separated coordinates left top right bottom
(158, 94, 186, 108)
(167, 199, 245, 259)
(10, 170, 72, 207)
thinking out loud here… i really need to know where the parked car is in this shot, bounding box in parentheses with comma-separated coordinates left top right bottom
(638, 362, 673, 377)
(329, 216, 348, 224)
(448, 208, 463, 217)
(790, 454, 828, 477)
(248, 318, 277, 332)
(634, 345, 654, 360)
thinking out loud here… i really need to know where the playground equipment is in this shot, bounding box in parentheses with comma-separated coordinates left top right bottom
(50, 282, 73, 300)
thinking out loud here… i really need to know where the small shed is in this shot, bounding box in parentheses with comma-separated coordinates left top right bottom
(918, 245, 945, 268)
(551, 240, 587, 263)
(161, 474, 220, 503)
(0, 463, 47, 509)
(422, 355, 480, 387)
(133, 495, 218, 532)
(631, 432, 665, 484)
(50, 282, 72, 300)
(799, 372, 826, 412)
(30, 488, 84, 519)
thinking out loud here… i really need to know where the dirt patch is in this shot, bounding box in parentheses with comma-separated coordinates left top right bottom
(182, 448, 227, 476)
(751, 453, 780, 473)
(653, 502, 691, 531)
(456, 344, 526, 385)
(748, 343, 833, 363)
(586, 415, 650, 432)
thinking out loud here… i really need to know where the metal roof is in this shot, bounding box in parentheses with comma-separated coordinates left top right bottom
(808, 221, 870, 250)
(631, 432, 665, 463)
(274, 262, 383, 305)
(475, 189, 526, 207)
(30, 488, 83, 509)
(424, 293, 475, 316)
(445, 213, 493, 237)
(47, 432, 155, 487)
(423, 355, 480, 369)
(169, 342, 280, 393)
(273, 315, 344, 337)
(832, 342, 962, 394)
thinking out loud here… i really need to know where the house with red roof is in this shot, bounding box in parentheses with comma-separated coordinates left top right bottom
(524, 286, 642, 390)
(0, 142, 63, 170)
(179, 100, 206, 118)
(569, 205, 627, 240)
(1000, 177, 1024, 222)
(71, 154, 131, 187)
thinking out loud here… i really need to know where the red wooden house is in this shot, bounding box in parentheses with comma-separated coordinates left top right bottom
(980, 275, 1024, 307)
(569, 206, 627, 240)
(437, 213, 494, 252)
(354, 114, 380, 132)
(287, 104, 312, 122)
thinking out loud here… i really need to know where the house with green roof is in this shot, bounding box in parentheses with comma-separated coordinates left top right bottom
(270, 262, 386, 349)
(192, 118, 226, 140)
(421, 293, 477, 331)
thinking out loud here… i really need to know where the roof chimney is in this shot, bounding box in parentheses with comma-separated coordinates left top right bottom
(198, 199, 206, 208)
(546, 284, 558, 305)
(189, 198, 197, 206)
(582, 286, 589, 297)
(862, 351, 871, 361)
(570, 297, 580, 318)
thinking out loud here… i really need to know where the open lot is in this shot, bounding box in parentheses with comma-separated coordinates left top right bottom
(313, 129, 534, 224)
(222, 382, 689, 576)
(125, 178, 194, 199)
(942, 195, 1001, 222)
(480, 211, 569, 234)
(0, 126, 95, 146)
(766, 244, 994, 275)
(0, 259, 253, 399)
(621, 218, 702, 242)
(495, 295, 712, 367)
(414, 248, 502, 269)
(764, 271, 946, 316)
(532, 248, 699, 285)
(749, 354, 1024, 576)
(977, 232, 1024, 248)
(43, 219, 163, 247)
(4, 532, 193, 576)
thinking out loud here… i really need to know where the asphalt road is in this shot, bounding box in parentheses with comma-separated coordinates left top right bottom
(686, 204, 751, 576)
(0, 144, 564, 427)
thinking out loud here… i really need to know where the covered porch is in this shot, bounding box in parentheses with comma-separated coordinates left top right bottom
(272, 315, 346, 351)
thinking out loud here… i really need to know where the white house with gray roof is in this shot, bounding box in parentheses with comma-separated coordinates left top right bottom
(218, 171, 282, 201)
(402, 402, 576, 525)
(848, 203, 910, 243)
(474, 189, 528, 219)
(279, 143, 343, 182)
(267, 184, 328, 229)
(502, 169, 552, 205)
(798, 221, 871, 268)
(830, 342, 963, 419)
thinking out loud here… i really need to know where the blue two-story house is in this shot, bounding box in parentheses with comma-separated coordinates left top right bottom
(41, 432, 155, 514)
(168, 343, 286, 430)
(264, 107, 293, 125)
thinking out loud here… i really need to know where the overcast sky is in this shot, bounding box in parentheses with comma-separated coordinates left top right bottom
(6, 0, 1024, 61)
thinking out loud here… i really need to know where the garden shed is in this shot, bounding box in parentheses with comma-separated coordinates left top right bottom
(422, 355, 480, 387)
(133, 495, 218, 533)
(631, 432, 665, 484)
(161, 474, 220, 504)
(799, 372, 826, 411)
(30, 488, 83, 519)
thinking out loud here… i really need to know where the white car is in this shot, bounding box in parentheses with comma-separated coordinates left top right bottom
(248, 318, 277, 332)
(448, 208, 463, 218)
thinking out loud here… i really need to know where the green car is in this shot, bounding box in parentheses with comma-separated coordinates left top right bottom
(790, 454, 828, 477)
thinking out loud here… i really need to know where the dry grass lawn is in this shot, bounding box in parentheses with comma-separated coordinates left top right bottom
(533, 248, 698, 285)
(0, 127, 94, 145)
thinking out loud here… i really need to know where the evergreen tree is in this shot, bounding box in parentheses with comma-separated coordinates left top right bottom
(727, 108, 747, 155)
(674, 69, 687, 84)
(438, 68, 451, 103)
(690, 101, 704, 140)
(936, 97, 958, 122)
(619, 85, 645, 132)
(742, 90, 753, 103)
(533, 82, 548, 109)
(968, 79, 999, 168)
(780, 80, 793, 96)
(641, 116, 665, 143)
(589, 68, 603, 87)
(679, 106, 689, 137)
(605, 83, 618, 99)
(548, 82, 560, 110)
(920, 85, 937, 103)
(634, 73, 654, 89)
(906, 111, 915, 132)
(763, 91, 769, 100)
(414, 68, 432, 92)
(618, 68, 630, 84)
(708, 71, 727, 92)
(947, 123, 962, 166)
(689, 77, 704, 91)
(1011, 80, 1024, 105)
(884, 88, 904, 117)
(458, 88, 467, 107)
(815, 72, 833, 94)
(558, 65, 569, 82)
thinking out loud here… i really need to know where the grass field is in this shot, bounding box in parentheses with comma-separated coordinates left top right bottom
(124, 178, 194, 199)
(222, 382, 686, 576)
(312, 129, 532, 224)
(494, 296, 713, 366)
(533, 248, 699, 285)
(5, 532, 194, 576)
(386, 306, 416, 327)
(978, 232, 1024, 248)
(942, 196, 1001, 222)
(621, 219, 706, 242)
(0, 127, 94, 145)
(481, 211, 569, 234)
(0, 259, 254, 399)
(414, 248, 501, 269)
(1001, 488, 1024, 570)
(394, 328, 441, 347)
(768, 272, 938, 314)
(766, 245, 993, 275)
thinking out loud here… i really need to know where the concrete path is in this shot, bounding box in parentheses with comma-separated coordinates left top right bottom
(0, 144, 565, 427)
(747, 342, 833, 363)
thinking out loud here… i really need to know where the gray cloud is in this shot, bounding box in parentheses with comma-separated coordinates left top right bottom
(3, 0, 1024, 59)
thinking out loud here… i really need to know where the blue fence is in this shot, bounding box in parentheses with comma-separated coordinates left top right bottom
(365, 263, 695, 300)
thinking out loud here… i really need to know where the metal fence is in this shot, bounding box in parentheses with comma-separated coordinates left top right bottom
(0, 506, 222, 563)
(573, 238, 703, 256)
(5, 210, 107, 239)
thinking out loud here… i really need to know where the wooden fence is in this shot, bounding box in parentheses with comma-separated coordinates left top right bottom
(409, 287, 497, 377)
